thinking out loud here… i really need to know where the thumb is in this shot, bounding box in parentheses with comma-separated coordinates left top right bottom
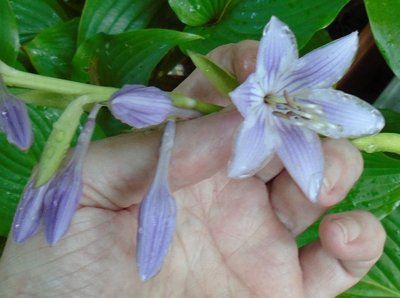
(82, 109, 241, 209)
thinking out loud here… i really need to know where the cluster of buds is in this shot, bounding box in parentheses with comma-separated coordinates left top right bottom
(8, 84, 193, 280)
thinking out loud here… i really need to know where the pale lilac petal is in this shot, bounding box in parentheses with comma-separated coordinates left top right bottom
(229, 73, 264, 117)
(274, 119, 323, 202)
(137, 121, 177, 281)
(277, 32, 358, 94)
(256, 16, 298, 93)
(12, 172, 49, 243)
(228, 106, 278, 178)
(110, 84, 174, 128)
(0, 78, 33, 150)
(44, 166, 82, 245)
(44, 105, 101, 245)
(297, 89, 385, 138)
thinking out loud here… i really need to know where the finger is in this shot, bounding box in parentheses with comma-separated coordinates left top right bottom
(269, 139, 363, 235)
(175, 40, 258, 105)
(300, 211, 386, 297)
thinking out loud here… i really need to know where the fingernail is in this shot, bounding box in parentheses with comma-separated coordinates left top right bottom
(321, 156, 341, 194)
(332, 216, 361, 243)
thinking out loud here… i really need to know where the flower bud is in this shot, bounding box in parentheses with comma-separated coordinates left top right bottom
(137, 121, 177, 281)
(109, 84, 198, 128)
(44, 104, 101, 245)
(0, 76, 33, 150)
(12, 171, 49, 243)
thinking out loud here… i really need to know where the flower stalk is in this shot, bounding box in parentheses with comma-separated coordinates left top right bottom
(352, 133, 400, 154)
(0, 60, 222, 115)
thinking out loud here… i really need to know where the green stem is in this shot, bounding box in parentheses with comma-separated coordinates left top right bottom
(0, 60, 223, 114)
(352, 133, 400, 154)
(0, 60, 115, 100)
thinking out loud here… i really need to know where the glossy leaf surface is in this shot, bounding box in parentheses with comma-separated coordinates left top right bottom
(180, 0, 349, 54)
(365, 0, 400, 79)
(72, 29, 200, 87)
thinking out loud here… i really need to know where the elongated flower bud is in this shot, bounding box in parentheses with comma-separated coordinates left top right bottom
(137, 120, 177, 281)
(109, 84, 198, 128)
(0, 76, 33, 150)
(44, 104, 102, 245)
(12, 170, 50, 243)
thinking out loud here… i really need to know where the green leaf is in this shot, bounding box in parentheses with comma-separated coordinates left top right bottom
(24, 19, 79, 79)
(169, 0, 232, 26)
(181, 0, 349, 54)
(339, 207, 400, 297)
(72, 29, 201, 87)
(374, 77, 400, 113)
(0, 105, 62, 236)
(9, 0, 69, 44)
(365, 0, 400, 80)
(297, 152, 400, 247)
(0, 0, 20, 66)
(188, 51, 238, 96)
(35, 96, 99, 186)
(78, 0, 165, 44)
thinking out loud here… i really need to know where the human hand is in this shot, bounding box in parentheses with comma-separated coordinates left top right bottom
(0, 41, 385, 298)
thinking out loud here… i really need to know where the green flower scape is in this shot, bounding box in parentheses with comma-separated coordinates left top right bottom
(1, 0, 400, 295)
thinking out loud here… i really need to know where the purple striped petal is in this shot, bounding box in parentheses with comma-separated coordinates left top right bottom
(228, 106, 278, 178)
(256, 16, 298, 93)
(298, 88, 385, 138)
(44, 165, 83, 245)
(110, 85, 174, 128)
(44, 105, 101, 245)
(12, 171, 49, 243)
(274, 119, 323, 202)
(0, 78, 33, 150)
(230, 73, 264, 117)
(277, 32, 358, 94)
(137, 121, 177, 281)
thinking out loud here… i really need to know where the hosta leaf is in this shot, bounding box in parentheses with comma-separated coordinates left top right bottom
(339, 207, 400, 297)
(365, 0, 400, 80)
(78, 0, 165, 44)
(168, 0, 231, 26)
(25, 19, 79, 79)
(0, 0, 19, 66)
(9, 0, 69, 44)
(181, 0, 349, 54)
(72, 29, 201, 87)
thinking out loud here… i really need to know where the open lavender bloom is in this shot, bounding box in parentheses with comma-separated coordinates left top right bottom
(109, 84, 198, 128)
(0, 76, 33, 150)
(136, 120, 177, 281)
(228, 16, 384, 202)
(12, 104, 101, 244)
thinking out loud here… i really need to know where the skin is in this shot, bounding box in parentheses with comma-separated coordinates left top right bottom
(0, 41, 386, 298)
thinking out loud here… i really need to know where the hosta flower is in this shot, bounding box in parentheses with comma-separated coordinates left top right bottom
(136, 120, 177, 281)
(12, 104, 101, 244)
(109, 84, 198, 128)
(0, 76, 33, 150)
(228, 16, 384, 201)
